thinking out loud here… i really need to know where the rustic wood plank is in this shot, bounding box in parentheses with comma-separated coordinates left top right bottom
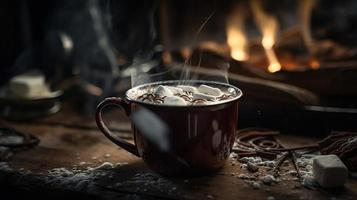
(0, 104, 356, 200)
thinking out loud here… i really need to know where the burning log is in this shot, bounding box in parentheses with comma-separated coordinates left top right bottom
(273, 64, 357, 97)
(172, 47, 357, 97)
(170, 62, 319, 106)
(276, 27, 357, 65)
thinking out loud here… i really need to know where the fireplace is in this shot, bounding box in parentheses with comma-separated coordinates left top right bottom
(156, 0, 357, 135)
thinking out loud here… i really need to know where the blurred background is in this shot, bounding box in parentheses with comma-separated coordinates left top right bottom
(1, 0, 357, 135)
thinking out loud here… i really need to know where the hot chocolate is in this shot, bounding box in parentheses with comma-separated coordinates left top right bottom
(128, 81, 238, 106)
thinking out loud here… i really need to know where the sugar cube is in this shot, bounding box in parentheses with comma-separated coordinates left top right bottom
(313, 154, 348, 188)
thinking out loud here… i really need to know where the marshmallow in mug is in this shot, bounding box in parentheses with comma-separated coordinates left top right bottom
(164, 96, 187, 106)
(177, 85, 197, 93)
(198, 85, 222, 97)
(193, 92, 216, 101)
(166, 86, 184, 95)
(153, 85, 174, 97)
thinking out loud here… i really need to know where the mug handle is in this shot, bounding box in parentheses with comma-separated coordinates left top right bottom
(95, 97, 139, 157)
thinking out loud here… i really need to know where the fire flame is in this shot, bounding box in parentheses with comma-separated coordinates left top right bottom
(309, 58, 320, 69)
(263, 35, 282, 73)
(226, 6, 249, 61)
(251, 0, 281, 73)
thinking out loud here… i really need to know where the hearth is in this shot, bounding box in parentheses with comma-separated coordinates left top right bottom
(157, 0, 357, 135)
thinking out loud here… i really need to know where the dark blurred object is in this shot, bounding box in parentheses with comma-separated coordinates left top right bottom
(0, 0, 158, 115)
(312, 0, 357, 47)
(106, 0, 157, 60)
(0, 0, 157, 81)
(0, 0, 48, 84)
(0, 86, 62, 120)
(0, 126, 39, 148)
(0, 146, 12, 161)
(0, 125, 40, 160)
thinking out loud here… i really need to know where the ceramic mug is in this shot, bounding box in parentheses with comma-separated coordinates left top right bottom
(95, 80, 242, 175)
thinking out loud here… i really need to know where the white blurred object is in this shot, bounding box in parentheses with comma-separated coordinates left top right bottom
(9, 71, 51, 98)
(131, 108, 170, 152)
(166, 86, 184, 95)
(164, 96, 187, 106)
(153, 85, 173, 97)
(313, 155, 348, 188)
(198, 84, 222, 97)
(177, 85, 197, 93)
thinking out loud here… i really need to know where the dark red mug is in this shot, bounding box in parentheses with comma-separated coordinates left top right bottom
(95, 80, 242, 175)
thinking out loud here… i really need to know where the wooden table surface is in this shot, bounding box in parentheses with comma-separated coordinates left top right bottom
(1, 103, 357, 200)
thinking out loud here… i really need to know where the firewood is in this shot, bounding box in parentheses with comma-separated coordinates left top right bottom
(169, 62, 319, 106)
(173, 48, 357, 97)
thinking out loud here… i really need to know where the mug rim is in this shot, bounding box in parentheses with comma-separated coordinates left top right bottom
(125, 80, 243, 108)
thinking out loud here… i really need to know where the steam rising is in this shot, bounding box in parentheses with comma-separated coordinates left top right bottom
(178, 11, 229, 85)
(131, 10, 230, 88)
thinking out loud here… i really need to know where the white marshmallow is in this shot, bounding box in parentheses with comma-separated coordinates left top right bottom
(198, 84, 222, 97)
(166, 86, 184, 94)
(313, 155, 348, 188)
(153, 85, 173, 97)
(163, 96, 187, 106)
(193, 92, 216, 101)
(177, 85, 197, 93)
(9, 72, 49, 98)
